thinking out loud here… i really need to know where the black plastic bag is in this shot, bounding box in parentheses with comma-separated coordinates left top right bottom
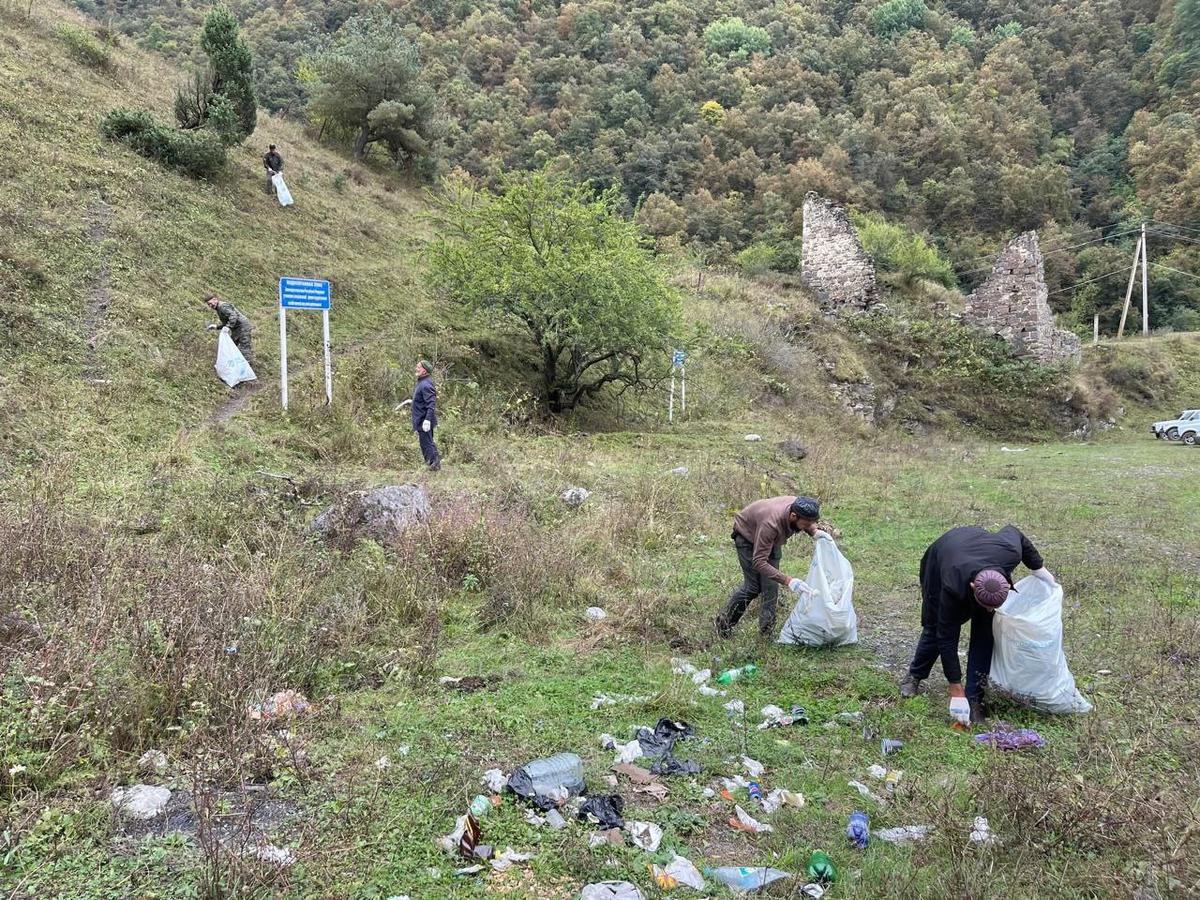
(649, 754, 701, 777)
(636, 718, 694, 757)
(578, 795, 626, 829)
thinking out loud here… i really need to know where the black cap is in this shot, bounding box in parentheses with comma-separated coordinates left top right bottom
(791, 496, 820, 519)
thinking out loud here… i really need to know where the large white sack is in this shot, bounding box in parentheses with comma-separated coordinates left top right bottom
(991, 576, 1092, 714)
(215, 327, 257, 388)
(272, 172, 294, 206)
(777, 536, 858, 647)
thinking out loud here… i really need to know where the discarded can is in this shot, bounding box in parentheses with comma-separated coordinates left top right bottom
(881, 738, 904, 756)
(885, 770, 902, 793)
(716, 664, 759, 685)
(846, 811, 869, 849)
(806, 850, 838, 883)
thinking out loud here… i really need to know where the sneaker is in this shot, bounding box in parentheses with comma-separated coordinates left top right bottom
(969, 699, 988, 724)
(899, 674, 923, 699)
(714, 614, 732, 639)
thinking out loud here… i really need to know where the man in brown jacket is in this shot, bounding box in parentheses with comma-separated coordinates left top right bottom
(716, 496, 823, 638)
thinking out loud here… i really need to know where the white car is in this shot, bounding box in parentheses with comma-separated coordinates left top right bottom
(1151, 409, 1200, 441)
(1180, 420, 1200, 446)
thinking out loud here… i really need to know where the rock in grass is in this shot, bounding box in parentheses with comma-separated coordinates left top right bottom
(111, 784, 171, 819)
(311, 484, 430, 545)
(561, 486, 591, 508)
(777, 440, 809, 460)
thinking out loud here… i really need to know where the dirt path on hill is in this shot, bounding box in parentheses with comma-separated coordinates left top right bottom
(82, 199, 112, 384)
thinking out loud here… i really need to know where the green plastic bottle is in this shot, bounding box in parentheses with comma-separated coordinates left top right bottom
(806, 849, 838, 883)
(715, 663, 759, 685)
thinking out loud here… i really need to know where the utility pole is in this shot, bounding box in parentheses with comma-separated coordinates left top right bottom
(1141, 221, 1150, 335)
(1093, 313, 1099, 345)
(1117, 233, 1143, 339)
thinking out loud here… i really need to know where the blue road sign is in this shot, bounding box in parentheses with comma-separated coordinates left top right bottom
(279, 277, 331, 310)
(672, 349, 686, 367)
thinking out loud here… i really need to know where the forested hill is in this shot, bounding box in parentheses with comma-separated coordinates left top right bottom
(91, 0, 1200, 325)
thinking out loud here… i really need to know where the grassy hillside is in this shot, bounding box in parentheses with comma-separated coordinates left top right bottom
(1, 6, 1199, 900)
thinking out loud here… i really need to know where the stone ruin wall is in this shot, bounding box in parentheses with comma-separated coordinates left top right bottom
(964, 231, 1082, 365)
(800, 192, 878, 313)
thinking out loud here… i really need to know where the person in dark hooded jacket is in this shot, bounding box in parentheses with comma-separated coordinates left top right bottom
(900, 525, 1056, 724)
(411, 360, 440, 470)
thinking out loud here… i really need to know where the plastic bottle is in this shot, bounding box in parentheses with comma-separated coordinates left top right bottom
(704, 867, 791, 891)
(847, 811, 870, 848)
(806, 850, 838, 883)
(512, 752, 585, 798)
(716, 664, 759, 685)
(748, 781, 763, 802)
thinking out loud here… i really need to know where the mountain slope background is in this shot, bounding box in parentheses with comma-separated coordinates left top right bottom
(81, 0, 1200, 331)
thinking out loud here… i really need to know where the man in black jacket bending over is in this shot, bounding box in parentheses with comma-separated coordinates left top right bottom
(412, 360, 440, 471)
(900, 525, 1056, 724)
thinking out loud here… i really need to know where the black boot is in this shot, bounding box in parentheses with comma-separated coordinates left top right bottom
(899, 674, 923, 698)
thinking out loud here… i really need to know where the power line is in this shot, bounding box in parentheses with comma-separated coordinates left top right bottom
(1046, 269, 1129, 296)
(953, 227, 1142, 278)
(950, 222, 1142, 271)
(1146, 228, 1200, 247)
(1149, 261, 1200, 283)
(1146, 218, 1200, 237)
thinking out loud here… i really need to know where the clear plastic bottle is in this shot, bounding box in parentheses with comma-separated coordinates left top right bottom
(704, 867, 791, 891)
(513, 752, 585, 798)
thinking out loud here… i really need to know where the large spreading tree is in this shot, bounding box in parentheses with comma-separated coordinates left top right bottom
(307, 10, 438, 167)
(426, 172, 681, 413)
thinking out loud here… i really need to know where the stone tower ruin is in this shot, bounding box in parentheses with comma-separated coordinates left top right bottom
(964, 231, 1081, 365)
(801, 192, 878, 313)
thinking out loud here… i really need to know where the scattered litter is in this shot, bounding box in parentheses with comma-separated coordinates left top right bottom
(651, 854, 705, 890)
(716, 664, 758, 685)
(610, 738, 645, 765)
(247, 689, 310, 721)
(490, 847, 533, 873)
(702, 787, 716, 798)
(744, 434, 763, 442)
(137, 750, 168, 775)
(801, 884, 826, 899)
(671, 658, 698, 676)
(579, 795, 625, 829)
(591, 692, 649, 710)
(705, 867, 790, 891)
(1097, 668, 1112, 676)
(523, 809, 546, 827)
(636, 718, 694, 758)
(613, 763, 655, 784)
(748, 781, 762, 802)
(589, 828, 625, 848)
(742, 756, 764, 778)
(376, 756, 392, 772)
(760, 705, 784, 719)
(881, 738, 904, 756)
(885, 770, 902, 793)
(670, 466, 690, 477)
(507, 753, 585, 809)
(691, 669, 712, 685)
(724, 699, 745, 716)
(969, 816, 996, 845)
(847, 780, 884, 804)
(874, 825, 933, 845)
(482, 769, 508, 793)
(454, 865, 484, 876)
(437, 813, 481, 859)
(846, 810, 870, 848)
(758, 705, 808, 730)
(580, 882, 645, 900)
(545, 809, 567, 830)
(761, 788, 805, 814)
(867, 764, 888, 780)
(835, 711, 863, 725)
(474, 845, 494, 861)
(635, 781, 670, 801)
(806, 850, 838, 883)
(722, 775, 751, 792)
(247, 844, 295, 866)
(585, 607, 607, 621)
(1000, 446, 1028, 452)
(697, 684, 725, 697)
(974, 728, 1046, 751)
(729, 804, 773, 834)
(470, 795, 492, 818)
(439, 675, 492, 692)
(562, 487, 592, 508)
(628, 821, 663, 852)
(111, 785, 171, 820)
(397, 744, 411, 756)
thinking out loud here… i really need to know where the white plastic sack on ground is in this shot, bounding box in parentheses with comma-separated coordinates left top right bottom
(777, 537, 858, 647)
(215, 328, 257, 387)
(990, 576, 1092, 714)
(272, 173, 294, 206)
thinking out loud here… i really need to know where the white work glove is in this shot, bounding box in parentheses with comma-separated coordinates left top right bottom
(421, 419, 431, 433)
(1032, 568, 1056, 585)
(206, 324, 218, 331)
(949, 696, 970, 725)
(788, 578, 813, 595)
(813, 529, 833, 542)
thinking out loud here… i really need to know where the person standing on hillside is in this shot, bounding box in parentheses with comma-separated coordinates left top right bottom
(715, 496, 827, 638)
(263, 144, 284, 195)
(899, 525, 1056, 724)
(411, 360, 440, 471)
(204, 294, 254, 364)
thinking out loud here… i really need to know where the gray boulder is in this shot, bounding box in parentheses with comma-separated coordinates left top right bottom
(777, 440, 809, 461)
(312, 484, 430, 545)
(111, 784, 171, 820)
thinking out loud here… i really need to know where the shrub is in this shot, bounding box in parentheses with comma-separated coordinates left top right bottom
(703, 17, 771, 59)
(869, 0, 927, 37)
(736, 241, 778, 275)
(101, 107, 227, 179)
(54, 22, 111, 69)
(1168, 306, 1200, 332)
(855, 213, 955, 287)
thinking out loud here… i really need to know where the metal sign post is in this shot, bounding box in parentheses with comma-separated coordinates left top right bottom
(278, 277, 332, 410)
(669, 349, 686, 423)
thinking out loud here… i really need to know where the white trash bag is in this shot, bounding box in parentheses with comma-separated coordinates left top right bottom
(777, 536, 858, 647)
(215, 327, 257, 388)
(272, 172, 294, 207)
(990, 576, 1092, 714)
